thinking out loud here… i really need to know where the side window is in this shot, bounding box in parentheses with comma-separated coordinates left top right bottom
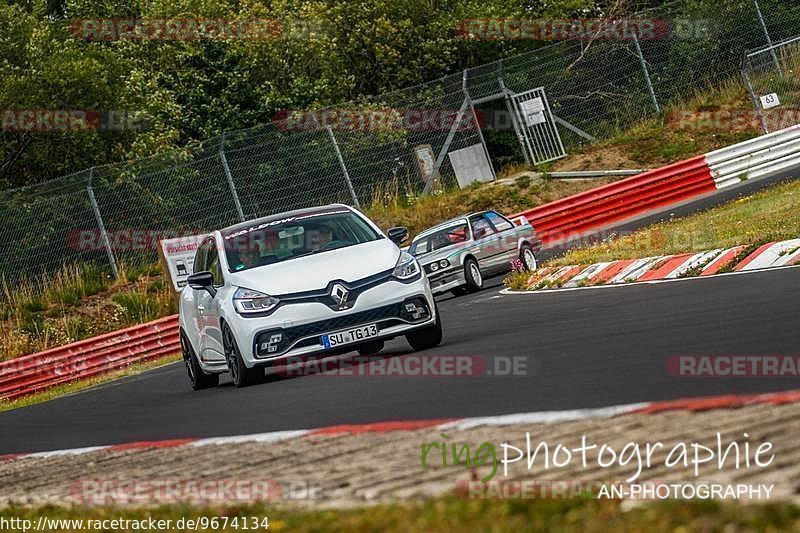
(206, 243, 224, 287)
(193, 238, 212, 274)
(485, 211, 513, 232)
(470, 215, 495, 239)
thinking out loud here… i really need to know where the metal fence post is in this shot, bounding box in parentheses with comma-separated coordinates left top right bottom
(632, 30, 660, 113)
(753, 0, 782, 75)
(741, 63, 769, 133)
(219, 131, 246, 222)
(325, 125, 361, 209)
(86, 167, 119, 278)
(425, 97, 470, 194)
(463, 69, 496, 180)
(498, 74, 532, 165)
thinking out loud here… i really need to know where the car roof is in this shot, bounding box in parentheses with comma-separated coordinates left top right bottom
(411, 211, 492, 242)
(219, 204, 353, 235)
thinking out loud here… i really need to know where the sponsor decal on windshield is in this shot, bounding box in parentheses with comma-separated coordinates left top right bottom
(223, 209, 350, 240)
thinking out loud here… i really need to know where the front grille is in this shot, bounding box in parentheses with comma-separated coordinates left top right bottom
(253, 298, 430, 358)
(255, 303, 400, 357)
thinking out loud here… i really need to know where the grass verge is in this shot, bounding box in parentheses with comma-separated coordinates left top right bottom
(1, 497, 799, 532)
(0, 262, 175, 362)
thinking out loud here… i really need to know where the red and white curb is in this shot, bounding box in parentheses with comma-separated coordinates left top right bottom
(3, 390, 799, 462)
(520, 238, 800, 291)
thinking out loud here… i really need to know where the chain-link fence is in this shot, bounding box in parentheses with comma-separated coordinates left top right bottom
(743, 35, 800, 133)
(0, 0, 797, 285)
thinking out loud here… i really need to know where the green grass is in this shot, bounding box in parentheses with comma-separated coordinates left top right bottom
(547, 177, 800, 268)
(0, 261, 174, 362)
(1, 497, 799, 532)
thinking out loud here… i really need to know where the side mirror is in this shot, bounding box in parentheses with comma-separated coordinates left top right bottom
(187, 271, 216, 296)
(387, 227, 408, 245)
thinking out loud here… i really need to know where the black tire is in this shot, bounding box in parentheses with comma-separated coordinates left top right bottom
(463, 257, 483, 292)
(223, 323, 264, 388)
(406, 306, 443, 351)
(357, 340, 385, 356)
(519, 244, 537, 271)
(180, 331, 219, 390)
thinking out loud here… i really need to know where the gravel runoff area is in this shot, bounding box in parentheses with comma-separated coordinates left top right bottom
(1, 399, 799, 508)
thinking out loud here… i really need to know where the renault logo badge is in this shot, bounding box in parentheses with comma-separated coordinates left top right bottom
(330, 283, 350, 307)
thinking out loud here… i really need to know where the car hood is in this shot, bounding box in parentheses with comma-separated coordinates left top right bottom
(226, 238, 400, 295)
(414, 241, 470, 265)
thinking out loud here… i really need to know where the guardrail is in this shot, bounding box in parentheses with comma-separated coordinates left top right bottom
(513, 156, 715, 247)
(0, 315, 179, 401)
(705, 124, 800, 188)
(2, 126, 799, 401)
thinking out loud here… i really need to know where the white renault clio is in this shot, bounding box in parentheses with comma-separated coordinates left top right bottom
(179, 204, 441, 389)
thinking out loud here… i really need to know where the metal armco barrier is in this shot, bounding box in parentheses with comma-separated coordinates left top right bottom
(0, 315, 179, 401)
(705, 124, 800, 188)
(513, 125, 800, 247)
(513, 156, 716, 246)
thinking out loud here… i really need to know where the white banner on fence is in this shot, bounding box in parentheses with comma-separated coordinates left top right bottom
(159, 234, 207, 291)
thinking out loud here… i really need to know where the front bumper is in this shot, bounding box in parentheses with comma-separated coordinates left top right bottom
(226, 277, 436, 368)
(426, 268, 466, 295)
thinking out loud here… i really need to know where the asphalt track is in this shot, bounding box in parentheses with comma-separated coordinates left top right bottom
(0, 266, 798, 454)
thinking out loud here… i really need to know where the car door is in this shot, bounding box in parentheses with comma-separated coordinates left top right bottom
(192, 237, 224, 362)
(200, 238, 226, 361)
(468, 214, 500, 272)
(484, 211, 519, 265)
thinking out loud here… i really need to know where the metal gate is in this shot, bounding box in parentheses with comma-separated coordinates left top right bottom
(510, 88, 566, 165)
(742, 36, 800, 133)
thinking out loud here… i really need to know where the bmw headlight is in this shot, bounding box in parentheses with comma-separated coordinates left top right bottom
(393, 251, 421, 280)
(429, 262, 439, 272)
(438, 259, 450, 268)
(233, 287, 280, 315)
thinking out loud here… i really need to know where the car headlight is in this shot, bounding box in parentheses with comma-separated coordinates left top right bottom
(438, 259, 450, 268)
(233, 287, 280, 315)
(429, 262, 439, 272)
(393, 251, 421, 280)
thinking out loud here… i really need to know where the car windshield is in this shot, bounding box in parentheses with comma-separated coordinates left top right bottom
(222, 208, 382, 272)
(409, 222, 469, 257)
